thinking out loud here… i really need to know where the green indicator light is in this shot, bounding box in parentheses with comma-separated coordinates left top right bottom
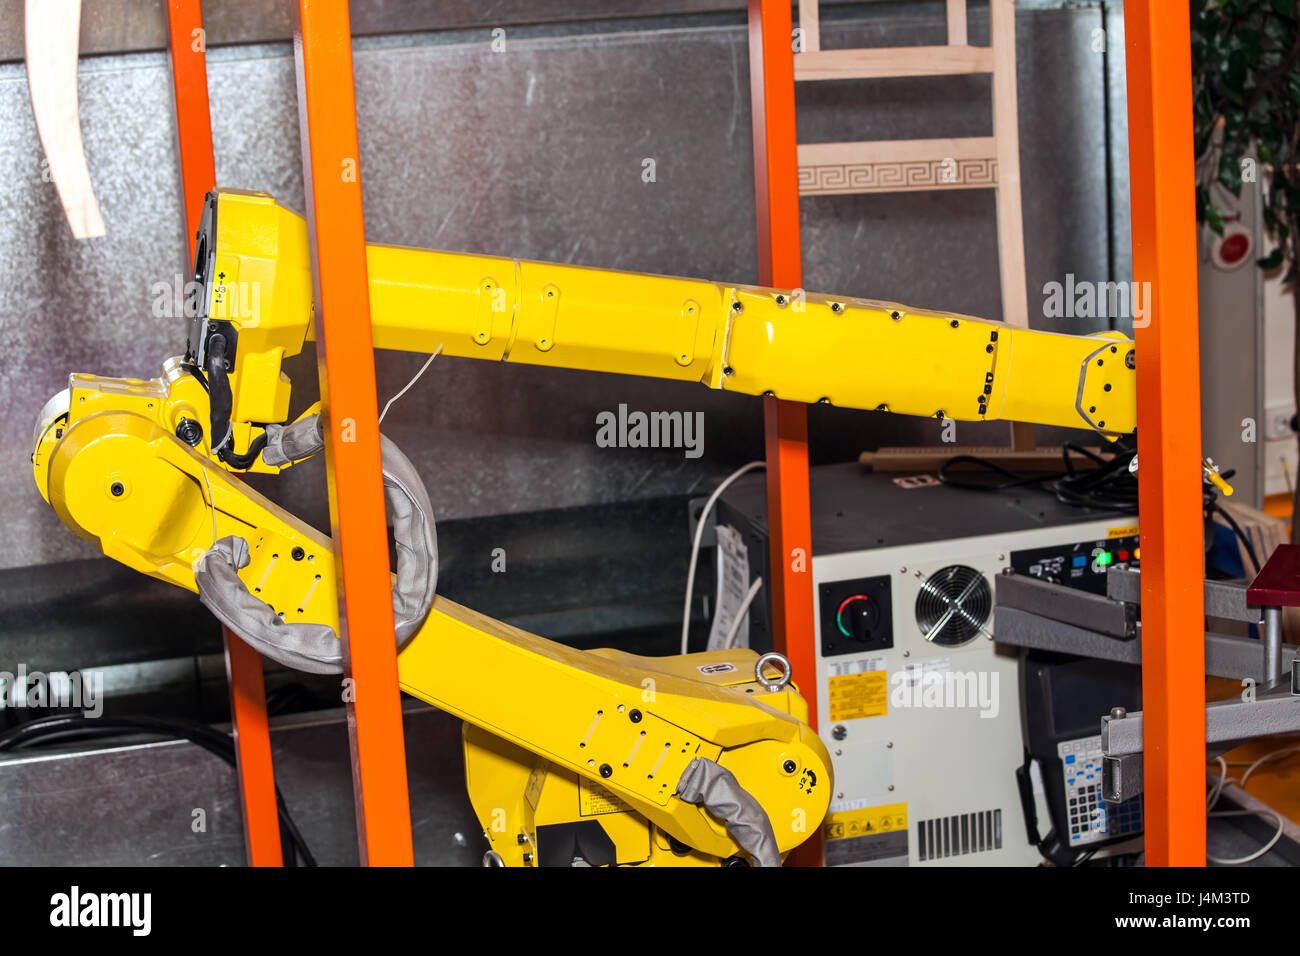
(1097, 551, 1112, 566)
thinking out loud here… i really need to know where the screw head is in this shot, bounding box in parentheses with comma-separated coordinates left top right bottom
(629, 709, 642, 723)
(832, 724, 847, 741)
(949, 319, 959, 328)
(1125, 349, 1136, 369)
(1109, 706, 1127, 720)
(109, 481, 125, 497)
(599, 763, 613, 778)
(731, 300, 743, 313)
(176, 418, 203, 446)
(782, 759, 797, 773)
(517, 833, 528, 845)
(291, 546, 305, 561)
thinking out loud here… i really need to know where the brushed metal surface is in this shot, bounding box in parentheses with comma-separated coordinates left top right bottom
(0, 702, 481, 866)
(5, 6, 1119, 570)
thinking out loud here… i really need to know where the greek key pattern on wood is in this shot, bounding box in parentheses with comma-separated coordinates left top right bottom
(798, 157, 999, 195)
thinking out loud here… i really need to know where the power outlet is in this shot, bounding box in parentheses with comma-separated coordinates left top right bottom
(1265, 403, 1297, 441)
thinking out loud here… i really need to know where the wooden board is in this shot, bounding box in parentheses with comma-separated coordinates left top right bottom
(859, 445, 1111, 472)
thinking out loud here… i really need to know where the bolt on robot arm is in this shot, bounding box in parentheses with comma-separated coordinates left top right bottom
(31, 189, 1137, 867)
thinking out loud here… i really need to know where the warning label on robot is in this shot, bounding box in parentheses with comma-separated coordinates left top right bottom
(827, 670, 888, 720)
(824, 801, 908, 840)
(823, 802, 909, 866)
(578, 778, 631, 816)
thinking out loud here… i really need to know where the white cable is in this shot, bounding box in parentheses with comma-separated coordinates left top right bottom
(1207, 755, 1229, 809)
(680, 461, 766, 655)
(724, 577, 765, 649)
(1239, 744, 1300, 788)
(1206, 752, 1289, 865)
(1207, 809, 1287, 865)
(379, 343, 443, 425)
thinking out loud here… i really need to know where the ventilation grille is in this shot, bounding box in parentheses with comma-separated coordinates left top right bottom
(914, 564, 992, 646)
(917, 809, 1002, 861)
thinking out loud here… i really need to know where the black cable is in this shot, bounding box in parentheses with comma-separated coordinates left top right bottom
(181, 361, 209, 393)
(939, 441, 1261, 574)
(1208, 497, 1262, 574)
(935, 454, 1056, 491)
(937, 440, 1140, 511)
(0, 714, 316, 866)
(218, 431, 268, 470)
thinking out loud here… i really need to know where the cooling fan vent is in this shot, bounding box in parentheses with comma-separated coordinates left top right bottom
(914, 565, 992, 647)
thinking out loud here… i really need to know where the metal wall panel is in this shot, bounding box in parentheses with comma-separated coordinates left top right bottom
(4, 4, 1117, 571)
(0, 703, 481, 866)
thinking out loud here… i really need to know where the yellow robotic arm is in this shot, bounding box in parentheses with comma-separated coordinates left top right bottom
(30, 188, 1138, 868)
(180, 188, 1134, 470)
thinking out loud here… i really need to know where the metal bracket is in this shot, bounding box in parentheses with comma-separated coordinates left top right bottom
(996, 571, 1136, 639)
(1103, 685, 1300, 759)
(1102, 751, 1143, 803)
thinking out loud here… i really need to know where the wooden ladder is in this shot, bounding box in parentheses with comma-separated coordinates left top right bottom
(796, 0, 1036, 451)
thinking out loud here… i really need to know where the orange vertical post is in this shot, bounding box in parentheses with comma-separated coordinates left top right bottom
(166, 0, 284, 868)
(1123, 0, 1206, 865)
(748, 0, 820, 866)
(222, 631, 283, 865)
(293, 0, 415, 865)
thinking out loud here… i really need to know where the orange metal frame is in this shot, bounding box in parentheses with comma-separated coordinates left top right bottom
(166, 0, 283, 868)
(1123, 0, 1206, 865)
(292, 0, 415, 865)
(752, 0, 1208, 866)
(157, 0, 1205, 868)
(748, 0, 820, 867)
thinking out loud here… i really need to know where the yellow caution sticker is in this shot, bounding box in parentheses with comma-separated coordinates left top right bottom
(1107, 524, 1139, 539)
(578, 777, 631, 816)
(824, 802, 908, 842)
(828, 670, 888, 721)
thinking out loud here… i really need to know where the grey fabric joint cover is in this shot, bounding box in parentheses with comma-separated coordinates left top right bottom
(261, 413, 325, 468)
(675, 757, 782, 867)
(194, 415, 438, 672)
(195, 537, 343, 674)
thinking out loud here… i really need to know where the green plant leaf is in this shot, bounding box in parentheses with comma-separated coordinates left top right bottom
(1259, 247, 1286, 269)
(1207, 204, 1227, 235)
